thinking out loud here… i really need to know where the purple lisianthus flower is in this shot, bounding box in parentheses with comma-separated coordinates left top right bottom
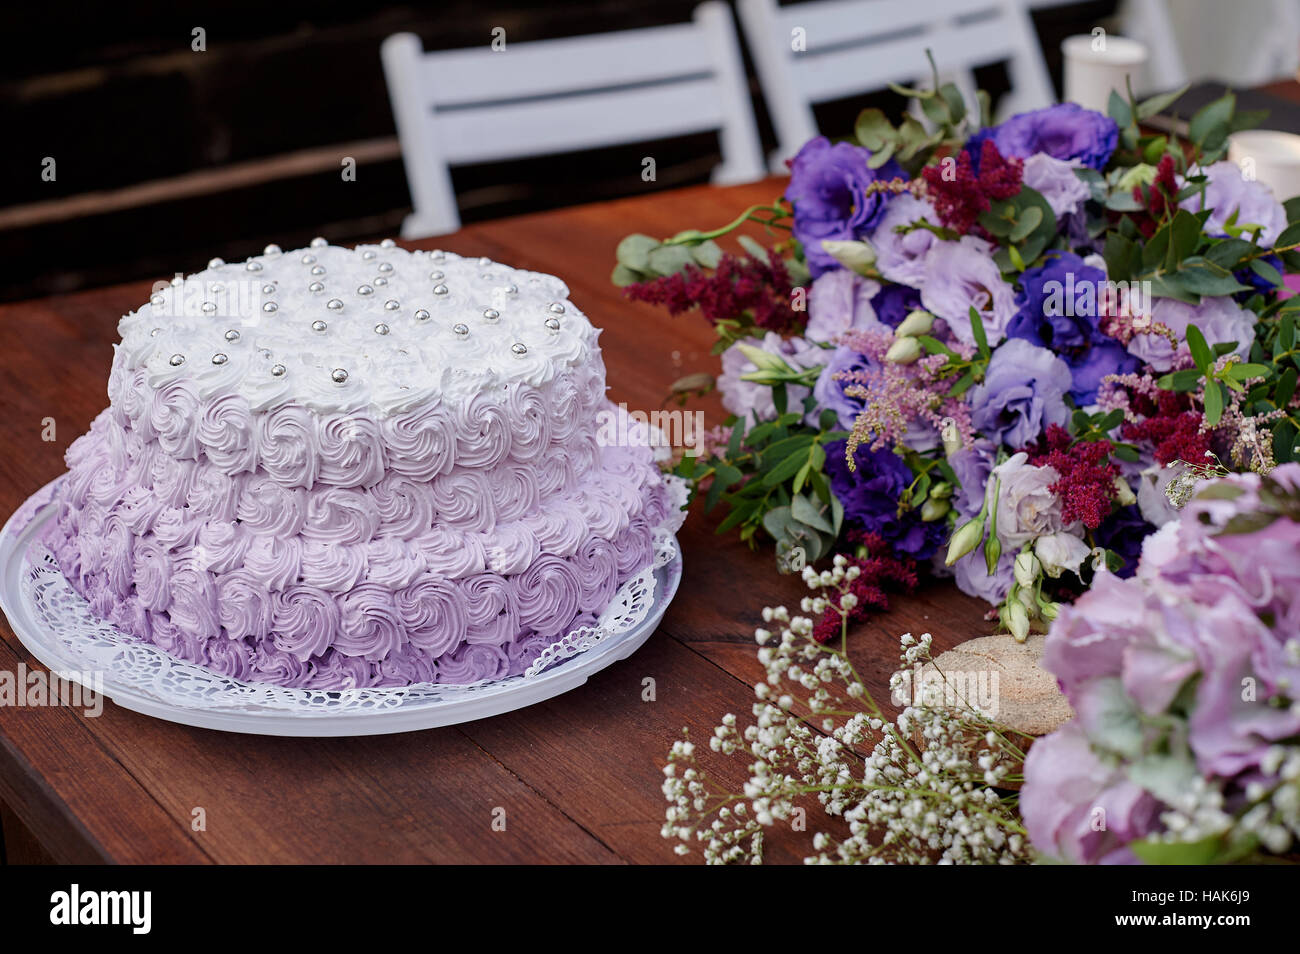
(986, 103, 1119, 171)
(870, 283, 923, 329)
(1021, 721, 1161, 864)
(825, 439, 946, 558)
(1021, 153, 1092, 219)
(1093, 504, 1155, 578)
(969, 338, 1072, 448)
(1181, 161, 1288, 246)
(951, 547, 1015, 604)
(1127, 296, 1257, 372)
(919, 237, 1018, 347)
(949, 438, 997, 520)
(805, 269, 885, 343)
(869, 194, 938, 287)
(813, 345, 874, 429)
(717, 333, 823, 424)
(1006, 252, 1140, 403)
(786, 137, 903, 278)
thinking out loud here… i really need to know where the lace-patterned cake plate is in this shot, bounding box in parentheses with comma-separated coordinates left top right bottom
(0, 475, 688, 736)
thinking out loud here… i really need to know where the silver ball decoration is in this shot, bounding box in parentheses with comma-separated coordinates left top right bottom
(311, 265, 326, 276)
(374, 323, 390, 335)
(374, 277, 388, 287)
(331, 368, 349, 384)
(261, 284, 275, 294)
(433, 283, 449, 296)
(169, 354, 185, 366)
(208, 257, 224, 268)
(429, 270, 444, 281)
(414, 309, 430, 321)
(378, 262, 393, 273)
(310, 236, 327, 248)
(246, 261, 263, 272)
(201, 301, 217, 314)
(224, 329, 240, 342)
(362, 250, 377, 260)
(547, 302, 565, 315)
(356, 284, 374, 296)
(301, 254, 316, 265)
(453, 323, 469, 338)
(483, 308, 500, 321)
(510, 342, 528, 356)
(262, 301, 278, 313)
(380, 238, 396, 249)
(212, 352, 229, 365)
(545, 317, 561, 333)
(270, 364, 287, 377)
(326, 299, 343, 311)
(263, 244, 282, 256)
(308, 281, 325, 294)
(312, 320, 329, 332)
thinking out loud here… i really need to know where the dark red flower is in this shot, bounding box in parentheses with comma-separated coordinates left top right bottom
(1024, 424, 1120, 529)
(623, 250, 802, 334)
(921, 140, 1024, 235)
(812, 530, 918, 644)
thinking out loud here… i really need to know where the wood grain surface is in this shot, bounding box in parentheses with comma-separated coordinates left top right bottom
(0, 177, 992, 864)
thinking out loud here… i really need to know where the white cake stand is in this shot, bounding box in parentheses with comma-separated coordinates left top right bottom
(0, 477, 684, 737)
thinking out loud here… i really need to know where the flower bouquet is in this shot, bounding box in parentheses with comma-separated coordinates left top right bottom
(663, 464, 1300, 864)
(615, 68, 1300, 640)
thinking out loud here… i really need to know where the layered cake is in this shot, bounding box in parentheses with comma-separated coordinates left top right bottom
(43, 240, 674, 689)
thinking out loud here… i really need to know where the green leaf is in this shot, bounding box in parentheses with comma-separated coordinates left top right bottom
(1137, 84, 1188, 120)
(968, 306, 990, 358)
(791, 494, 834, 534)
(1204, 237, 1258, 270)
(1225, 362, 1271, 380)
(690, 240, 724, 269)
(610, 264, 645, 287)
(1284, 194, 1300, 224)
(762, 448, 811, 488)
(1167, 209, 1201, 267)
(1275, 366, 1298, 411)
(1189, 92, 1235, 149)
(1009, 206, 1042, 242)
(615, 233, 660, 271)
(1107, 89, 1133, 128)
(1275, 418, 1298, 464)
(1185, 323, 1213, 372)
(646, 244, 695, 276)
(737, 235, 769, 261)
(1111, 442, 1140, 462)
(1203, 379, 1225, 425)
(854, 108, 895, 151)
(1157, 368, 1205, 392)
(1173, 261, 1247, 296)
(1249, 257, 1283, 287)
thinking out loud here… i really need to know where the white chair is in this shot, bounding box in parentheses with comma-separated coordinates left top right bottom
(381, 2, 766, 238)
(738, 0, 1056, 171)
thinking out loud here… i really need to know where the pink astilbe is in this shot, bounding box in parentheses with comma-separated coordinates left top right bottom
(811, 530, 918, 644)
(836, 329, 975, 460)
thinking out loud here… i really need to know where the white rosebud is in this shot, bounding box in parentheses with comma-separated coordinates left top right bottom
(885, 336, 922, 364)
(1034, 531, 1091, 579)
(894, 309, 935, 338)
(1113, 475, 1137, 507)
(940, 418, 963, 458)
(1013, 550, 1040, 588)
(1007, 599, 1030, 642)
(819, 239, 877, 275)
(944, 517, 984, 566)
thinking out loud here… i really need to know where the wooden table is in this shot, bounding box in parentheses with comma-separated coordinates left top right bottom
(0, 178, 990, 864)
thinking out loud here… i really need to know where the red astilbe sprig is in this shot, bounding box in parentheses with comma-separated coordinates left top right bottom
(1024, 424, 1120, 529)
(921, 140, 1024, 235)
(1123, 409, 1211, 466)
(1128, 153, 1180, 238)
(812, 530, 918, 644)
(623, 249, 802, 334)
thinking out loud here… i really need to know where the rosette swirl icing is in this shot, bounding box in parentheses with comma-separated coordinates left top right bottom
(43, 245, 679, 689)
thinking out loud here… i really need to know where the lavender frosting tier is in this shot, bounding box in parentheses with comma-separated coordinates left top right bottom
(42, 242, 673, 688)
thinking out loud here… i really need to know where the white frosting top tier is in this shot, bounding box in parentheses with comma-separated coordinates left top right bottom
(116, 241, 597, 416)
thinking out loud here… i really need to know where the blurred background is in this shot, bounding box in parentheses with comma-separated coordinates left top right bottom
(4, 0, 1299, 302)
